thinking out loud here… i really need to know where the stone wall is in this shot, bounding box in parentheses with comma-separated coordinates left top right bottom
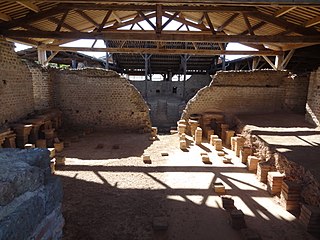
(0, 39, 34, 126)
(182, 70, 308, 123)
(0, 149, 64, 239)
(306, 67, 320, 127)
(26, 61, 54, 111)
(53, 68, 151, 130)
(130, 74, 211, 101)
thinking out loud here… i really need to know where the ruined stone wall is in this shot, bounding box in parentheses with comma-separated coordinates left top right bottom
(130, 74, 211, 101)
(26, 61, 54, 111)
(0, 39, 34, 126)
(53, 68, 151, 130)
(0, 149, 64, 239)
(306, 67, 320, 127)
(182, 70, 308, 123)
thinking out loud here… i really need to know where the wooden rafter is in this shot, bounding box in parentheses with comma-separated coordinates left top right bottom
(0, 12, 12, 22)
(55, 11, 69, 32)
(92, 10, 112, 48)
(240, 21, 266, 35)
(112, 12, 122, 23)
(304, 15, 320, 28)
(162, 12, 180, 30)
(49, 16, 77, 32)
(4, 30, 320, 44)
(246, 11, 318, 35)
(217, 13, 239, 32)
(242, 13, 254, 35)
(273, 7, 296, 17)
(138, 11, 156, 30)
(75, 10, 99, 28)
(204, 12, 216, 35)
(163, 12, 208, 31)
(16, 1, 40, 13)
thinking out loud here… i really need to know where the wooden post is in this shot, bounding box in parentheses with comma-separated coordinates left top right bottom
(37, 49, 47, 66)
(275, 53, 284, 70)
(104, 40, 109, 70)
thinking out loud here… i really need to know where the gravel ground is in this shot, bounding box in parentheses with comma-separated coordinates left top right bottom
(55, 131, 316, 240)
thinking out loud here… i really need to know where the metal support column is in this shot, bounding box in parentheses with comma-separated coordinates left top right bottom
(104, 40, 109, 70)
(142, 54, 152, 99)
(181, 54, 190, 100)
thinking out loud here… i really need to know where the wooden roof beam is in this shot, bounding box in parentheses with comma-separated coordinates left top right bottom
(163, 12, 208, 31)
(4, 30, 320, 44)
(48, 16, 77, 32)
(75, 10, 99, 28)
(304, 15, 320, 28)
(162, 12, 179, 30)
(246, 11, 318, 35)
(16, 1, 40, 13)
(55, 11, 69, 32)
(138, 11, 156, 30)
(0, 12, 12, 22)
(273, 7, 296, 17)
(109, 12, 156, 30)
(39, 45, 283, 56)
(242, 13, 254, 35)
(217, 13, 239, 32)
(204, 12, 216, 35)
(112, 12, 122, 23)
(156, 4, 162, 34)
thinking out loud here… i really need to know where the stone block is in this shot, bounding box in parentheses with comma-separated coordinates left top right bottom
(209, 135, 219, 145)
(214, 139, 223, 151)
(180, 140, 187, 150)
(53, 142, 64, 153)
(213, 182, 225, 194)
(202, 155, 211, 164)
(142, 154, 151, 164)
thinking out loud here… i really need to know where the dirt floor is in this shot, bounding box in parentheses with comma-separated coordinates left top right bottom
(56, 130, 317, 240)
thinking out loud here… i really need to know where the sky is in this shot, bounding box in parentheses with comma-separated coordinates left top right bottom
(14, 16, 256, 61)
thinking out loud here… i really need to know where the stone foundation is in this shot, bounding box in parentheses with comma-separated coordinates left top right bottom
(0, 148, 64, 239)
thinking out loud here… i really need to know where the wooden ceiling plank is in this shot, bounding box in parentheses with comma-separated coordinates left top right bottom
(0, 12, 12, 22)
(112, 12, 122, 23)
(273, 7, 296, 17)
(75, 10, 99, 28)
(240, 21, 266, 35)
(304, 15, 320, 28)
(16, 1, 40, 13)
(98, 10, 113, 31)
(217, 13, 239, 32)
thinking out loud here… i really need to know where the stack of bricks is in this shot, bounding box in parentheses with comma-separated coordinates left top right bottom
(194, 127, 202, 145)
(222, 196, 235, 210)
(256, 161, 272, 183)
(209, 135, 219, 146)
(220, 123, 229, 143)
(299, 204, 320, 238)
(23, 118, 44, 144)
(177, 120, 187, 135)
(206, 129, 214, 140)
(229, 209, 246, 230)
(240, 146, 252, 164)
(247, 156, 260, 173)
(180, 133, 187, 150)
(225, 130, 235, 148)
(213, 182, 225, 194)
(188, 119, 199, 137)
(150, 127, 158, 140)
(231, 136, 237, 151)
(142, 153, 151, 164)
(234, 136, 245, 157)
(280, 180, 301, 211)
(214, 139, 223, 151)
(267, 171, 285, 195)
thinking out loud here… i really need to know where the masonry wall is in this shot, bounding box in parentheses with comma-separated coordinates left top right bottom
(306, 67, 320, 127)
(26, 61, 54, 111)
(130, 74, 211, 101)
(0, 149, 64, 239)
(53, 68, 151, 130)
(0, 39, 34, 126)
(182, 70, 308, 122)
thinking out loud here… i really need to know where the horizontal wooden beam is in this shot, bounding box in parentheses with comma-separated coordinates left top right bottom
(39, 45, 282, 56)
(273, 6, 296, 17)
(3, 30, 320, 44)
(67, 3, 258, 12)
(16, 0, 320, 6)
